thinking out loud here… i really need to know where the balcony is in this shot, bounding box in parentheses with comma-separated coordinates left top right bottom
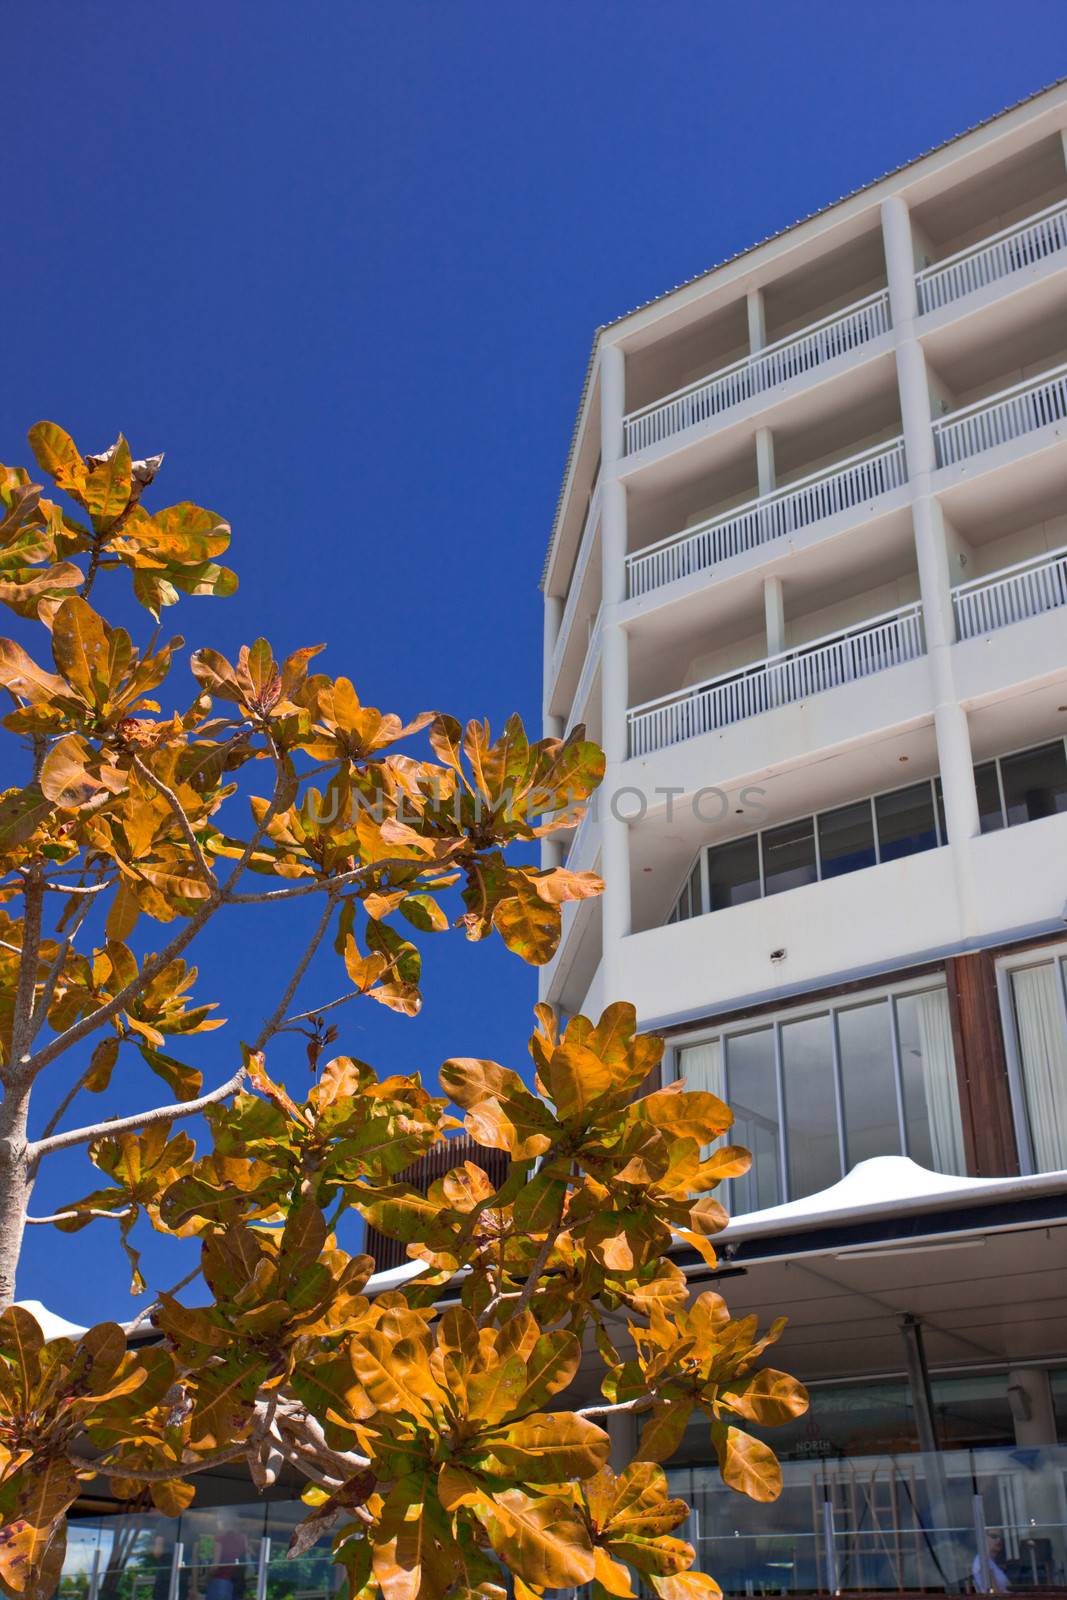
(916, 196, 1067, 316)
(622, 290, 891, 456)
(626, 436, 906, 599)
(548, 474, 601, 699)
(933, 361, 1067, 468)
(627, 602, 925, 758)
(953, 545, 1067, 640)
(568, 607, 602, 731)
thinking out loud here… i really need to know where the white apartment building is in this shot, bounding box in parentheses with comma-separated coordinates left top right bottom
(540, 81, 1067, 1593)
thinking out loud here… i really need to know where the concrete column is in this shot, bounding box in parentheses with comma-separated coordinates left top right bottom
(747, 286, 766, 353)
(599, 342, 632, 997)
(1007, 1368, 1067, 1577)
(882, 195, 980, 929)
(756, 427, 776, 497)
(882, 195, 921, 326)
(607, 1409, 640, 1472)
(764, 574, 785, 656)
(1060, 128, 1067, 173)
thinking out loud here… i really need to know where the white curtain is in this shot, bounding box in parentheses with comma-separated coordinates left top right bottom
(915, 988, 966, 1175)
(678, 1040, 724, 1156)
(1012, 963, 1067, 1172)
(678, 1039, 724, 1098)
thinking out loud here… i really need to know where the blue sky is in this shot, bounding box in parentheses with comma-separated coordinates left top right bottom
(5, 2, 1066, 1322)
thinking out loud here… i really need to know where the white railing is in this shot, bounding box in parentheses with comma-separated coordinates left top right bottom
(549, 476, 602, 687)
(627, 603, 925, 758)
(569, 608, 602, 727)
(953, 545, 1067, 640)
(623, 289, 891, 455)
(933, 362, 1067, 468)
(916, 198, 1067, 315)
(626, 437, 907, 599)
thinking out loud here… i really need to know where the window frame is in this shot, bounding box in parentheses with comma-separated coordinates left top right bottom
(995, 939, 1067, 1176)
(976, 734, 1067, 833)
(668, 774, 945, 924)
(668, 973, 958, 1206)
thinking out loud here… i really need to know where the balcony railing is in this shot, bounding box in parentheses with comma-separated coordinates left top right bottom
(916, 196, 1067, 314)
(622, 289, 891, 455)
(549, 475, 601, 688)
(626, 436, 906, 599)
(627, 602, 924, 758)
(953, 544, 1067, 640)
(933, 361, 1067, 467)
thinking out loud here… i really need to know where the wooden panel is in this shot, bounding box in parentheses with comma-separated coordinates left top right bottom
(362, 1134, 510, 1273)
(945, 951, 1019, 1178)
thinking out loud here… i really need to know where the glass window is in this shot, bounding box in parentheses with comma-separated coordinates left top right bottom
(686, 857, 703, 918)
(895, 988, 966, 1174)
(706, 836, 761, 912)
(761, 817, 817, 898)
(1011, 960, 1067, 1172)
(974, 761, 1004, 833)
(1000, 740, 1067, 827)
(818, 800, 876, 880)
(725, 1029, 781, 1213)
(838, 999, 902, 1166)
(780, 1013, 841, 1199)
(876, 781, 939, 862)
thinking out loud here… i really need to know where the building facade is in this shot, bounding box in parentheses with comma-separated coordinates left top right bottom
(540, 80, 1067, 1593)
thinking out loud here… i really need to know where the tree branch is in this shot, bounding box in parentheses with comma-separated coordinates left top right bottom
(69, 1444, 246, 1483)
(252, 894, 337, 1053)
(283, 990, 362, 1027)
(23, 742, 298, 1077)
(131, 755, 218, 892)
(26, 1206, 131, 1224)
(26, 1064, 248, 1162)
(573, 1397, 654, 1420)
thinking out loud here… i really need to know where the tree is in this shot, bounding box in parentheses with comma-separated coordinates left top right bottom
(0, 424, 807, 1600)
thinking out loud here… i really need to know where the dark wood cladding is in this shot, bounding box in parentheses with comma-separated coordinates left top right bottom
(363, 1134, 510, 1273)
(945, 951, 1020, 1178)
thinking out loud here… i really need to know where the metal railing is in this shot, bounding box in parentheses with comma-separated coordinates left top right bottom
(933, 361, 1067, 467)
(627, 602, 924, 758)
(549, 475, 601, 688)
(626, 436, 906, 598)
(623, 289, 891, 455)
(916, 197, 1067, 314)
(953, 544, 1067, 640)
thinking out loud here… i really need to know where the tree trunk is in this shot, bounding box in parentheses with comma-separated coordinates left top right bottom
(0, 1081, 34, 1310)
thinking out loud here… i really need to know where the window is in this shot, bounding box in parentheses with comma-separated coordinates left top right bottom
(668, 738, 1067, 925)
(705, 836, 760, 912)
(762, 817, 817, 897)
(974, 761, 1005, 834)
(818, 800, 876, 879)
(672, 981, 965, 1210)
(975, 738, 1067, 835)
(1003, 952, 1067, 1173)
(838, 999, 902, 1167)
(780, 1013, 840, 1199)
(876, 781, 939, 861)
(724, 1029, 782, 1212)
(667, 857, 704, 924)
(669, 777, 943, 924)
(1000, 741, 1067, 826)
